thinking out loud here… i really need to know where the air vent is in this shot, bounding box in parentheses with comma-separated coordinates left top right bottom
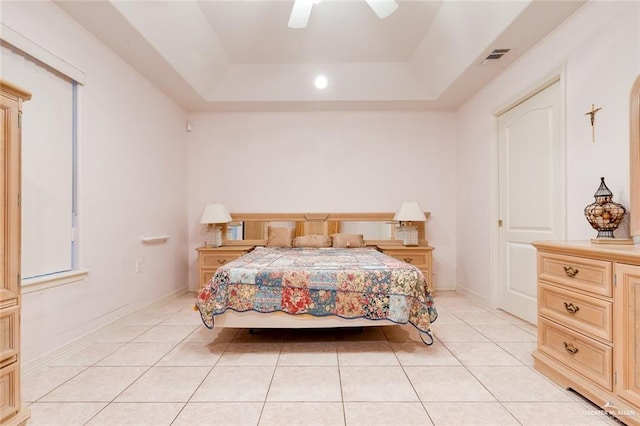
(482, 48, 510, 65)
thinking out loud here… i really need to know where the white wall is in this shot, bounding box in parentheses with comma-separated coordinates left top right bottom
(2, 1, 189, 366)
(456, 1, 640, 303)
(186, 111, 457, 290)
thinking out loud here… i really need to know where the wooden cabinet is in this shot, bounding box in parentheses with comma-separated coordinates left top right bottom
(377, 245, 434, 285)
(614, 264, 640, 412)
(1, 81, 31, 425)
(533, 241, 640, 426)
(197, 246, 255, 289)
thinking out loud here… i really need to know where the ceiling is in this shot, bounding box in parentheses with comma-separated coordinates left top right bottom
(55, 0, 585, 112)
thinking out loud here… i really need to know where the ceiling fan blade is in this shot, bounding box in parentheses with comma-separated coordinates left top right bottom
(364, 0, 399, 19)
(288, 0, 314, 29)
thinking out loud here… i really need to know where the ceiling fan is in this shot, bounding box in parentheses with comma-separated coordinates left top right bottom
(288, 0, 399, 29)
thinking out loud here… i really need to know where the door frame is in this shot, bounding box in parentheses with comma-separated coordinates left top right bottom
(489, 66, 568, 315)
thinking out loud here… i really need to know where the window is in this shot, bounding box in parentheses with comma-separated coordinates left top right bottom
(1, 40, 82, 287)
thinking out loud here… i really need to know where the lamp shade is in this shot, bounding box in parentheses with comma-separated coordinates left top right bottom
(200, 203, 232, 224)
(393, 201, 426, 222)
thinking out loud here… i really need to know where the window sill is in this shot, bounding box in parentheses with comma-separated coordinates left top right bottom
(22, 269, 89, 294)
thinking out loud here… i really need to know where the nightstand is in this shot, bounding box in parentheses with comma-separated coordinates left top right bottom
(196, 245, 254, 290)
(377, 245, 434, 284)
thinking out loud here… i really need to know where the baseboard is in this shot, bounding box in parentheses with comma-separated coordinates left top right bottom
(22, 287, 190, 376)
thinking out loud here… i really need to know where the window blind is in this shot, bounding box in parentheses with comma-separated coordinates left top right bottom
(1, 42, 75, 279)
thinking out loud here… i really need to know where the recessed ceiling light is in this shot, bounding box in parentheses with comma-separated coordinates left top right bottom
(314, 74, 328, 90)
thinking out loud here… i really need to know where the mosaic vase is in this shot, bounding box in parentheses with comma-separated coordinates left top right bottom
(584, 177, 626, 239)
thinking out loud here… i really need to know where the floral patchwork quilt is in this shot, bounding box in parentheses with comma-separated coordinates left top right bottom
(196, 247, 438, 336)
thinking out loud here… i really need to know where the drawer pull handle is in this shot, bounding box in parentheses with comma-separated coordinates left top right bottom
(563, 266, 579, 277)
(218, 259, 227, 265)
(563, 342, 579, 355)
(563, 302, 580, 314)
(403, 258, 413, 263)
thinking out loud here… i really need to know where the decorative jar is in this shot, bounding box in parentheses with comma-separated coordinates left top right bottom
(584, 177, 626, 239)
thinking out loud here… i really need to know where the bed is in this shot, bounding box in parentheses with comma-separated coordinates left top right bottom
(195, 244, 438, 344)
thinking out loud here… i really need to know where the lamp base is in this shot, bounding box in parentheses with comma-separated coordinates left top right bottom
(205, 225, 223, 247)
(396, 224, 418, 246)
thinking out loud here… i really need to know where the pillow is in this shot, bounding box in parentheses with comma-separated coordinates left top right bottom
(266, 226, 295, 247)
(293, 234, 332, 248)
(331, 233, 365, 248)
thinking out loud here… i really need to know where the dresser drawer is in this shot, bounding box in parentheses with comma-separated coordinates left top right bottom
(382, 250, 429, 268)
(539, 282, 612, 342)
(0, 306, 18, 365)
(201, 253, 243, 268)
(538, 317, 612, 390)
(538, 252, 612, 297)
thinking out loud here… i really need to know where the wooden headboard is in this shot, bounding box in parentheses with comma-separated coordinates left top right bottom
(221, 212, 430, 247)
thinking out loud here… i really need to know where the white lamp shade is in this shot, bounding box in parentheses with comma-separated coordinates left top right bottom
(393, 201, 426, 222)
(200, 203, 232, 224)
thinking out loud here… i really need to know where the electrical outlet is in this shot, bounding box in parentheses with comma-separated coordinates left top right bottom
(135, 259, 142, 273)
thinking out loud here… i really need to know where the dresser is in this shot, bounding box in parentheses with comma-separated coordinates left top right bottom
(1, 81, 31, 425)
(377, 245, 434, 285)
(196, 246, 255, 289)
(533, 241, 640, 426)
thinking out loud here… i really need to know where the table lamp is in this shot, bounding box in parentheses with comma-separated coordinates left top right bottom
(200, 203, 232, 247)
(394, 201, 426, 246)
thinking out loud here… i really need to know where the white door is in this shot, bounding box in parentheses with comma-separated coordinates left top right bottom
(498, 81, 563, 324)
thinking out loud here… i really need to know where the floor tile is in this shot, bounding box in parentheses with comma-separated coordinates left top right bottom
(337, 341, 399, 366)
(184, 326, 240, 343)
(454, 309, 511, 325)
(344, 402, 433, 425)
(429, 310, 465, 325)
(191, 366, 274, 402)
(157, 342, 228, 366)
(93, 325, 152, 343)
(22, 366, 87, 402)
(39, 366, 148, 402)
(85, 402, 184, 425)
(217, 342, 282, 366)
(469, 366, 574, 402)
(340, 366, 418, 402)
(404, 366, 495, 402)
(429, 324, 489, 343)
(49, 342, 125, 367)
(132, 325, 199, 343)
(27, 402, 107, 425)
(267, 366, 342, 402)
(173, 402, 263, 426)
(424, 402, 519, 425)
(497, 342, 537, 366)
(472, 324, 537, 342)
(391, 341, 461, 366)
(161, 309, 205, 326)
(125, 312, 171, 326)
(278, 341, 338, 366)
(96, 342, 176, 366)
(381, 324, 424, 343)
(504, 401, 612, 425)
(444, 342, 522, 366)
(115, 366, 211, 402)
(260, 402, 345, 425)
(20, 292, 618, 426)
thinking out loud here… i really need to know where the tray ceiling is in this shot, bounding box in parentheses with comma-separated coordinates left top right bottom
(55, 0, 585, 111)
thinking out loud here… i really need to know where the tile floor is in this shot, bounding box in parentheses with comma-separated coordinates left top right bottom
(22, 291, 622, 425)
